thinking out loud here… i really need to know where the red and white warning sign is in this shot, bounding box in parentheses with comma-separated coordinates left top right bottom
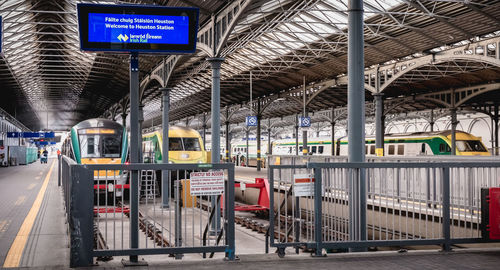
(190, 170, 225, 196)
(293, 174, 323, 197)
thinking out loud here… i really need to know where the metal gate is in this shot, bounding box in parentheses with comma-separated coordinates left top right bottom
(268, 161, 500, 256)
(60, 158, 235, 267)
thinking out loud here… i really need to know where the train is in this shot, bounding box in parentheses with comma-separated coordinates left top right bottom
(61, 118, 129, 198)
(142, 126, 207, 164)
(230, 138, 269, 167)
(273, 130, 490, 156)
(232, 131, 490, 166)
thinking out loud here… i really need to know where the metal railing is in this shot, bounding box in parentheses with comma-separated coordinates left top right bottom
(268, 161, 500, 256)
(60, 156, 235, 267)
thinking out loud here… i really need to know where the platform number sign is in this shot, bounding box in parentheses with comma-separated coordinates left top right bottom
(246, 116, 258, 127)
(299, 117, 311, 127)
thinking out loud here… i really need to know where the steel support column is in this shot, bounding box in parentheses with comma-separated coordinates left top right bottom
(257, 100, 261, 171)
(202, 113, 207, 152)
(121, 113, 127, 129)
(207, 57, 224, 233)
(430, 109, 435, 132)
(347, 0, 366, 247)
(208, 57, 224, 163)
(128, 52, 140, 263)
(450, 108, 458, 155)
(246, 129, 249, 167)
(161, 88, 170, 208)
(374, 93, 384, 156)
(494, 104, 499, 155)
(268, 118, 272, 156)
(302, 77, 308, 156)
(225, 108, 230, 163)
(295, 114, 299, 155)
(331, 121, 335, 156)
(138, 104, 144, 163)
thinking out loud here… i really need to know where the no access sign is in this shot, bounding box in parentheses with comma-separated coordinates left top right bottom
(190, 170, 225, 196)
(293, 174, 323, 197)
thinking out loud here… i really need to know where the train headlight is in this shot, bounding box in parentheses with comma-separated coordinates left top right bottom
(169, 161, 174, 164)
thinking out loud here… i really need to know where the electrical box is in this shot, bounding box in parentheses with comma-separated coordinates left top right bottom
(481, 188, 500, 240)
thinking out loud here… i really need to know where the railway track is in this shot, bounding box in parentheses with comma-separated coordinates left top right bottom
(93, 202, 173, 262)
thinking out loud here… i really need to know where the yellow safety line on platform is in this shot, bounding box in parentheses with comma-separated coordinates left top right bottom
(3, 161, 55, 268)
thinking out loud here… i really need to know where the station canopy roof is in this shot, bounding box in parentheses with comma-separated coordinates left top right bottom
(0, 0, 499, 131)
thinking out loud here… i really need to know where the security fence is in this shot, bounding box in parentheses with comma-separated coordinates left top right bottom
(60, 156, 235, 267)
(268, 161, 500, 256)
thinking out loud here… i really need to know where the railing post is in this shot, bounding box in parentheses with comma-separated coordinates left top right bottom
(69, 165, 94, 267)
(225, 164, 236, 260)
(442, 167, 451, 251)
(58, 154, 61, 187)
(313, 166, 323, 257)
(268, 167, 275, 249)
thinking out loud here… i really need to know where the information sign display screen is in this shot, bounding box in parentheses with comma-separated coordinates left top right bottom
(77, 4, 199, 53)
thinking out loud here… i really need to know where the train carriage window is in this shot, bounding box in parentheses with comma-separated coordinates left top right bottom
(318, 146, 324, 154)
(421, 143, 426, 154)
(312, 146, 317, 153)
(388, 145, 395, 155)
(370, 145, 375, 155)
(397, 145, 404, 155)
(288, 147, 292, 154)
(365, 145, 368, 154)
(439, 143, 451, 153)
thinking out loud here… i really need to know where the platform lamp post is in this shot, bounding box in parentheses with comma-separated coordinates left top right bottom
(347, 0, 367, 252)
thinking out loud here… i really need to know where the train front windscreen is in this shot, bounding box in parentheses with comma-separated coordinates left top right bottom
(456, 140, 488, 153)
(78, 128, 123, 158)
(169, 137, 201, 151)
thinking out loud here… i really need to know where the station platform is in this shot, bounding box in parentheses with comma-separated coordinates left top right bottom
(0, 161, 499, 269)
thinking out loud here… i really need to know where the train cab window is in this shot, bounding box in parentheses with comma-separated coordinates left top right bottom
(87, 137, 95, 155)
(388, 145, 395, 155)
(370, 145, 375, 155)
(103, 136, 121, 157)
(421, 143, 426, 154)
(439, 143, 451, 153)
(318, 146, 324, 154)
(397, 145, 404, 155)
(183, 138, 201, 151)
(169, 138, 183, 151)
(456, 140, 487, 152)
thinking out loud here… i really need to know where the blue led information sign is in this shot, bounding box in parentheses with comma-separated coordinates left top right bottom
(7, 132, 55, 138)
(77, 4, 199, 53)
(87, 13, 189, 44)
